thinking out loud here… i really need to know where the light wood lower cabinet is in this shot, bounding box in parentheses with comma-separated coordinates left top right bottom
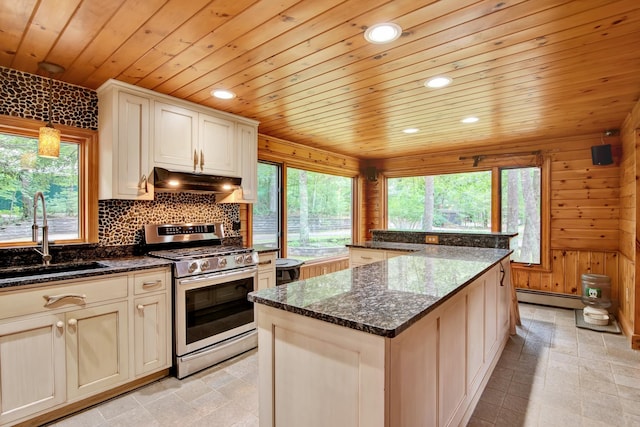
(258, 252, 277, 290)
(134, 294, 168, 376)
(65, 301, 129, 400)
(349, 247, 412, 268)
(0, 267, 171, 426)
(0, 314, 66, 425)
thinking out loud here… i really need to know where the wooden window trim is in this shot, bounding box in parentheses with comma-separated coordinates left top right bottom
(0, 116, 98, 246)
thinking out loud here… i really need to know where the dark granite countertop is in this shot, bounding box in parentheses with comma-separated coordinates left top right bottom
(0, 257, 173, 290)
(248, 245, 511, 338)
(346, 241, 427, 252)
(253, 244, 279, 254)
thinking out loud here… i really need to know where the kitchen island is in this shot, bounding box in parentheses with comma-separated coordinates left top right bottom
(248, 245, 512, 427)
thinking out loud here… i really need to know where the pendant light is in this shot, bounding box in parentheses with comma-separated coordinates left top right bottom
(37, 61, 65, 158)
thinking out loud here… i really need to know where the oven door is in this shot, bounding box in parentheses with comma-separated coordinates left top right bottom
(175, 266, 257, 356)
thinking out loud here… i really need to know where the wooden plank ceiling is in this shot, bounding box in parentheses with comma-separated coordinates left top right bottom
(1, 0, 639, 160)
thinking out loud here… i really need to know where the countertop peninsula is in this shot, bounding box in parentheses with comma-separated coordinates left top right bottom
(249, 244, 511, 337)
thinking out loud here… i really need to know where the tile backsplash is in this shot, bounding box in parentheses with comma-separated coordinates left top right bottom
(99, 193, 240, 246)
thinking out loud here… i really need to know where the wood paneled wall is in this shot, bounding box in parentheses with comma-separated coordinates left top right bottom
(618, 97, 640, 348)
(368, 134, 623, 297)
(300, 258, 350, 280)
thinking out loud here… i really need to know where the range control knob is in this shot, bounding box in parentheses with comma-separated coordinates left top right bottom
(188, 261, 199, 273)
(218, 257, 228, 268)
(244, 254, 254, 264)
(200, 259, 210, 271)
(235, 255, 244, 264)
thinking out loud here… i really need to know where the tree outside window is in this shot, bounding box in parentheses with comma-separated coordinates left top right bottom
(0, 133, 80, 244)
(286, 168, 352, 261)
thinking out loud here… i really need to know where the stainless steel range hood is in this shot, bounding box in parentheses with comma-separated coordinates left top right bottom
(153, 167, 241, 194)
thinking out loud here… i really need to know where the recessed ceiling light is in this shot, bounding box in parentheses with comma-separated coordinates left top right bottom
(403, 128, 419, 134)
(211, 89, 236, 99)
(425, 76, 452, 88)
(461, 116, 479, 124)
(364, 23, 402, 44)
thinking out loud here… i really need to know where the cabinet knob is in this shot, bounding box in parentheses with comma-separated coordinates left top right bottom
(137, 304, 144, 311)
(56, 321, 64, 329)
(68, 318, 77, 326)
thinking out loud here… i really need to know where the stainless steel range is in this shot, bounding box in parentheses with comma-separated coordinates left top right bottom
(144, 223, 258, 379)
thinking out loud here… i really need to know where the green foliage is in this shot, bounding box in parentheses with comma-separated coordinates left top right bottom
(0, 133, 79, 238)
(388, 171, 491, 230)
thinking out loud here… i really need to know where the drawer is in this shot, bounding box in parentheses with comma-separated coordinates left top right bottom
(0, 275, 129, 320)
(258, 252, 277, 272)
(133, 269, 168, 295)
(350, 249, 386, 263)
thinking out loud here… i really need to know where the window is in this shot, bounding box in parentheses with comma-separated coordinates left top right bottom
(286, 167, 352, 261)
(387, 171, 492, 231)
(501, 167, 541, 264)
(387, 167, 542, 266)
(0, 117, 97, 247)
(0, 133, 80, 244)
(253, 162, 281, 253)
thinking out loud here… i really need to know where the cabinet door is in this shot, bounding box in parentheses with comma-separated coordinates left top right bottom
(349, 248, 386, 267)
(258, 252, 277, 290)
(116, 91, 152, 200)
(236, 123, 258, 202)
(153, 102, 199, 171)
(134, 294, 168, 376)
(66, 301, 129, 400)
(0, 315, 66, 425)
(199, 113, 238, 176)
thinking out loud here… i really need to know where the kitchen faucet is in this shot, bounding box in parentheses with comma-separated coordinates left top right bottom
(32, 191, 52, 265)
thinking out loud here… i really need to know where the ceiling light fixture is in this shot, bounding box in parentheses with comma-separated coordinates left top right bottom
(461, 116, 479, 124)
(403, 128, 419, 134)
(425, 76, 452, 88)
(38, 61, 65, 158)
(364, 23, 402, 44)
(211, 89, 236, 99)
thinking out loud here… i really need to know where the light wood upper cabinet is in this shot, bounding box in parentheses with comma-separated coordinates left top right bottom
(97, 79, 259, 200)
(199, 113, 237, 176)
(152, 102, 199, 172)
(98, 84, 153, 200)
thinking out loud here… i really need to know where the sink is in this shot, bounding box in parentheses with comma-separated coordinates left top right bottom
(0, 261, 109, 280)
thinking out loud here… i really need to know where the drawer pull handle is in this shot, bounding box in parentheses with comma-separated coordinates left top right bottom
(142, 280, 162, 287)
(258, 260, 272, 265)
(44, 293, 87, 306)
(361, 256, 372, 260)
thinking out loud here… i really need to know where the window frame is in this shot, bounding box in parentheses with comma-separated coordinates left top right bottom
(383, 157, 550, 271)
(0, 116, 98, 247)
(253, 159, 356, 263)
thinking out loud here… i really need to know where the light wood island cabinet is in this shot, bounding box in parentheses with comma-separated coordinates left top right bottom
(0, 267, 171, 427)
(250, 246, 512, 427)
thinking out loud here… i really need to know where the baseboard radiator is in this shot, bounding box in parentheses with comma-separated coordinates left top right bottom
(516, 289, 585, 310)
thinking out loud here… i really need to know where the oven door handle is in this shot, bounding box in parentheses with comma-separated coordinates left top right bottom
(178, 267, 257, 285)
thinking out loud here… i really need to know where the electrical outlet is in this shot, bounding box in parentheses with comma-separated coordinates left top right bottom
(425, 235, 439, 244)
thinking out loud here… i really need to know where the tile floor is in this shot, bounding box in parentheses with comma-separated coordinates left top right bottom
(48, 303, 640, 427)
